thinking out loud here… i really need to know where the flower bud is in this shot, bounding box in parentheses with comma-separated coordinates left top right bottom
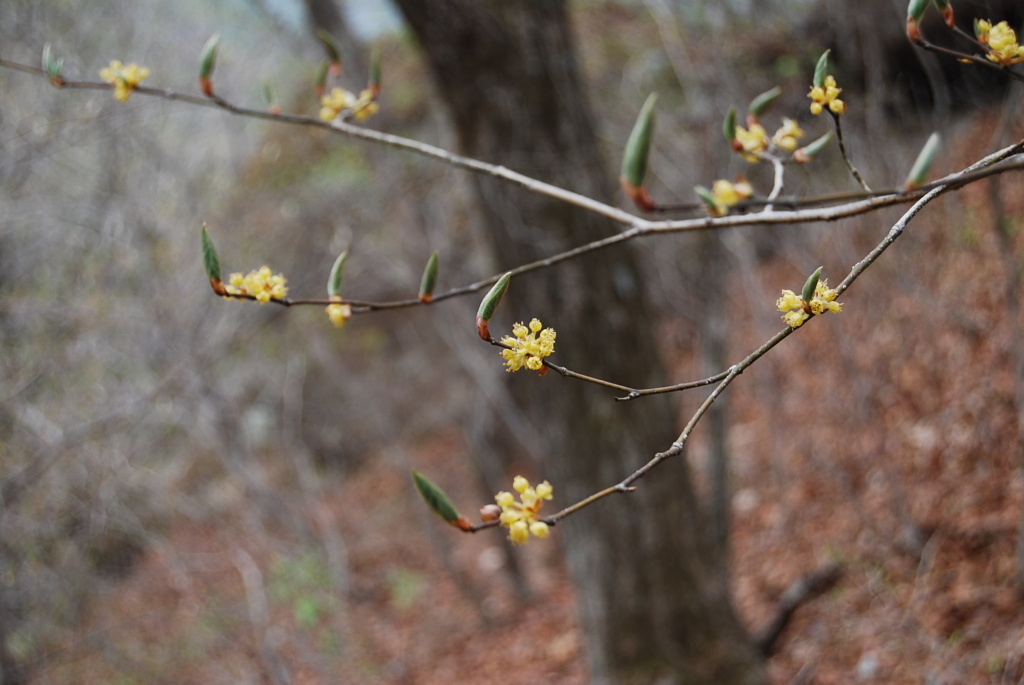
(480, 504, 501, 523)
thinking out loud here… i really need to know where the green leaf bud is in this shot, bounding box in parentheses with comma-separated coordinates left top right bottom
(621, 93, 657, 191)
(904, 132, 940, 191)
(419, 251, 439, 303)
(907, 0, 930, 23)
(42, 43, 64, 83)
(748, 86, 782, 120)
(199, 34, 219, 80)
(477, 272, 510, 322)
(313, 61, 329, 96)
(368, 44, 381, 98)
(813, 49, 831, 88)
(793, 131, 833, 163)
(201, 224, 221, 282)
(327, 250, 348, 297)
(316, 29, 343, 68)
(694, 185, 717, 211)
(723, 105, 737, 143)
(801, 266, 823, 303)
(412, 470, 465, 527)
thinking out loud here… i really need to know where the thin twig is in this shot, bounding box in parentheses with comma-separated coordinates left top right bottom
(830, 112, 870, 191)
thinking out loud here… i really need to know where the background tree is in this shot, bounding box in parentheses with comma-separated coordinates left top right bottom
(392, 2, 765, 682)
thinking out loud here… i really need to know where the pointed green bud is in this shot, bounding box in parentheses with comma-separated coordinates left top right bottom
(904, 132, 940, 191)
(201, 224, 228, 296)
(201, 224, 221, 282)
(620, 93, 657, 190)
(419, 251, 439, 303)
(793, 131, 833, 163)
(199, 34, 219, 80)
(935, 0, 954, 26)
(974, 17, 984, 39)
(476, 272, 510, 340)
(748, 86, 782, 120)
(801, 266, 823, 303)
(42, 43, 64, 83)
(907, 0, 929, 23)
(327, 250, 348, 297)
(198, 34, 220, 96)
(368, 44, 381, 98)
(412, 470, 470, 530)
(723, 106, 737, 143)
(813, 50, 831, 88)
(316, 29, 343, 68)
(694, 185, 717, 211)
(313, 61, 329, 96)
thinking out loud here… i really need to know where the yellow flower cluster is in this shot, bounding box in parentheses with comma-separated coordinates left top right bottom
(325, 295, 352, 327)
(99, 60, 150, 103)
(776, 278, 843, 328)
(977, 20, 1024, 66)
(319, 87, 379, 122)
(495, 476, 553, 545)
(708, 178, 753, 216)
(735, 123, 768, 162)
(225, 266, 288, 304)
(500, 318, 556, 374)
(771, 118, 805, 152)
(808, 75, 846, 116)
(735, 119, 805, 163)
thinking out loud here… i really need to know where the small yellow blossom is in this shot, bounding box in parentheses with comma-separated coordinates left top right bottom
(808, 75, 846, 116)
(495, 476, 553, 545)
(99, 60, 150, 103)
(771, 118, 805, 152)
(325, 294, 352, 327)
(224, 266, 288, 304)
(319, 87, 379, 122)
(776, 277, 843, 328)
(735, 123, 768, 162)
(500, 318, 556, 374)
(977, 20, 1024, 65)
(708, 178, 753, 216)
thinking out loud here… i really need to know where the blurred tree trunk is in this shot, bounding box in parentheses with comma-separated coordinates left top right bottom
(393, 2, 765, 683)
